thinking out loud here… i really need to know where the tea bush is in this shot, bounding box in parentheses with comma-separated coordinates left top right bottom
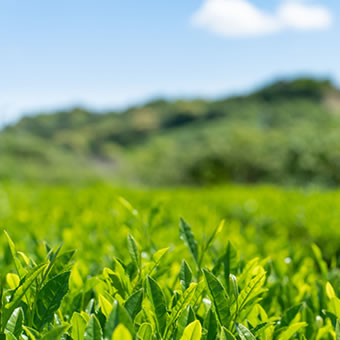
(0, 183, 340, 339)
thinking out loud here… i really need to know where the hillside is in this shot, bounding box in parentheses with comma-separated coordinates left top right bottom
(2, 77, 340, 185)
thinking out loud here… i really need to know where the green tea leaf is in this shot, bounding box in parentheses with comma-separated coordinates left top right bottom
(119, 197, 138, 216)
(278, 304, 302, 329)
(71, 312, 87, 340)
(176, 306, 195, 340)
(220, 327, 236, 340)
(180, 320, 202, 340)
(328, 297, 340, 319)
(124, 289, 143, 320)
(127, 234, 141, 269)
(41, 243, 63, 283)
(237, 272, 266, 312)
(104, 300, 135, 339)
(229, 274, 238, 301)
(6, 274, 19, 290)
(277, 322, 307, 340)
(152, 248, 169, 263)
(41, 324, 70, 340)
(202, 269, 230, 327)
(22, 326, 41, 340)
(105, 271, 126, 299)
(208, 221, 224, 250)
(111, 324, 132, 340)
(145, 275, 167, 336)
(180, 219, 199, 266)
(312, 244, 328, 279)
(235, 323, 256, 340)
(4, 331, 16, 340)
(49, 250, 75, 278)
(84, 315, 102, 340)
(223, 242, 237, 291)
(3, 264, 47, 329)
(203, 308, 217, 340)
(34, 271, 71, 330)
(252, 322, 271, 337)
(180, 260, 193, 291)
(4, 232, 26, 278)
(99, 295, 112, 319)
(137, 323, 153, 340)
(326, 282, 336, 299)
(5, 307, 23, 338)
(164, 283, 197, 339)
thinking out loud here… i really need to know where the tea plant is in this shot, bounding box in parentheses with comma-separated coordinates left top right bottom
(1, 215, 340, 339)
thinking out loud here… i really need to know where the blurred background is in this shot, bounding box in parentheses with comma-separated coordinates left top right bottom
(1, 0, 340, 186)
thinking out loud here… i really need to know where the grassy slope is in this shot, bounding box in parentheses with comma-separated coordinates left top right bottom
(2, 78, 340, 185)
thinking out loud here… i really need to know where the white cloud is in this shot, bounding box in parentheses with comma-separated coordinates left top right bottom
(191, 0, 280, 37)
(191, 0, 333, 37)
(278, 1, 333, 30)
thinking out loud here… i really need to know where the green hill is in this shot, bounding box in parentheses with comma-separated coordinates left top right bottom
(2, 77, 340, 185)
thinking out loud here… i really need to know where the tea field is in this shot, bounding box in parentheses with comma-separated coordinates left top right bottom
(0, 182, 340, 339)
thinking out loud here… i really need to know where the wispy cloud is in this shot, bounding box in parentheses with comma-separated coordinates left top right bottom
(191, 0, 333, 37)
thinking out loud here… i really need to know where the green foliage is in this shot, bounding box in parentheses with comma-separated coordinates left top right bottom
(180, 260, 193, 291)
(203, 269, 230, 327)
(5, 308, 23, 337)
(2, 78, 340, 186)
(0, 183, 340, 338)
(33, 271, 71, 329)
(180, 320, 202, 340)
(84, 315, 102, 340)
(145, 275, 168, 336)
(180, 219, 199, 268)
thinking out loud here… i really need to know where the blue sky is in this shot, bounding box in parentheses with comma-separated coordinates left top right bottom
(1, 0, 339, 125)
